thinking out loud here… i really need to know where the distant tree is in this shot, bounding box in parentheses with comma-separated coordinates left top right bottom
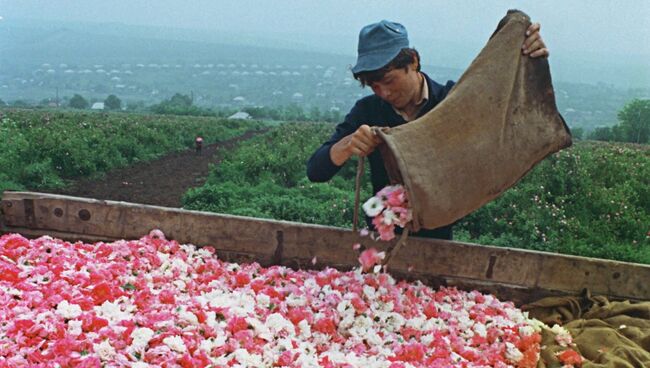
(169, 93, 193, 108)
(39, 98, 59, 107)
(571, 127, 584, 140)
(266, 106, 284, 121)
(588, 100, 650, 144)
(215, 107, 237, 118)
(243, 106, 267, 119)
(611, 125, 625, 142)
(69, 94, 89, 109)
(104, 94, 122, 110)
(309, 106, 322, 121)
(0, 98, 6, 107)
(618, 99, 650, 144)
(333, 110, 342, 122)
(126, 101, 146, 111)
(284, 104, 307, 121)
(149, 93, 206, 116)
(11, 100, 30, 108)
(589, 127, 614, 142)
(322, 108, 342, 123)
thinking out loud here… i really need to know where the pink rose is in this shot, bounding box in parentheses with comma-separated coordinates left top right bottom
(358, 248, 386, 272)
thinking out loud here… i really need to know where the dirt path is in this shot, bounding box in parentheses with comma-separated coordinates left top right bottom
(53, 130, 263, 208)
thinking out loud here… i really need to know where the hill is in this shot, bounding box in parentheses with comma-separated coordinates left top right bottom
(1, 19, 648, 133)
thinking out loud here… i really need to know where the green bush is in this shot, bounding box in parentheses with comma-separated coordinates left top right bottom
(456, 142, 649, 263)
(184, 178, 360, 227)
(21, 159, 65, 189)
(183, 122, 371, 227)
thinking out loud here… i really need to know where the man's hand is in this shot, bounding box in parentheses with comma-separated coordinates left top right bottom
(522, 22, 549, 58)
(330, 124, 382, 165)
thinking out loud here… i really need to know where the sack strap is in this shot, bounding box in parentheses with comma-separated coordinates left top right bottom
(353, 155, 408, 269)
(382, 228, 409, 267)
(352, 156, 365, 232)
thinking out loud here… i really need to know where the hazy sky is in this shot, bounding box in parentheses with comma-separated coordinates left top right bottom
(2, 0, 649, 83)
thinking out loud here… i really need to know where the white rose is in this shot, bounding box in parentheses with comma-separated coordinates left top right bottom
(130, 327, 154, 351)
(362, 196, 384, 217)
(56, 300, 82, 319)
(67, 320, 83, 336)
(163, 335, 187, 353)
(505, 342, 523, 363)
(93, 340, 116, 361)
(382, 209, 396, 224)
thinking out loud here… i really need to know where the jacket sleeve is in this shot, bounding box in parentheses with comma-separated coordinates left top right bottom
(306, 101, 366, 182)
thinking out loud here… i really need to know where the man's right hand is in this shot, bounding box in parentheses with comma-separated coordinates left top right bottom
(330, 124, 382, 166)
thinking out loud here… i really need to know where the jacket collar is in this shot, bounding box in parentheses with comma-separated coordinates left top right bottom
(380, 72, 439, 124)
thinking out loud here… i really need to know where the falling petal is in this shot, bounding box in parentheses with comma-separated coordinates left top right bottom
(358, 248, 385, 272)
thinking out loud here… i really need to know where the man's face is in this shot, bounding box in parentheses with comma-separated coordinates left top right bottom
(368, 62, 421, 110)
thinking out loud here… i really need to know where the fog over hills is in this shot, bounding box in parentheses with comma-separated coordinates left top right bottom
(1, 16, 648, 131)
(3, 0, 648, 87)
(2, 19, 348, 65)
(0, 19, 463, 114)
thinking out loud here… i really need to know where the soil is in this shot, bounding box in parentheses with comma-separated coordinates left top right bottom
(52, 130, 262, 208)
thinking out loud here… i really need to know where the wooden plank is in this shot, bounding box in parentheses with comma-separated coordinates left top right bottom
(2, 191, 649, 305)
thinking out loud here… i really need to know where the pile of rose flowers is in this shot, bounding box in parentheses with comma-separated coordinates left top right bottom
(362, 185, 412, 242)
(0, 231, 549, 367)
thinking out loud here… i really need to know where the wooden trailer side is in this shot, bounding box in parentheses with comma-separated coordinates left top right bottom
(2, 191, 649, 305)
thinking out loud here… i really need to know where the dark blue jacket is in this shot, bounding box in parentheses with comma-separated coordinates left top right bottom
(307, 73, 457, 239)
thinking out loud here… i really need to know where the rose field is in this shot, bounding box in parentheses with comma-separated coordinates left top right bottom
(0, 109, 265, 193)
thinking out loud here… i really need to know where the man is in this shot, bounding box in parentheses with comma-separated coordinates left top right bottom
(195, 136, 203, 155)
(307, 19, 548, 240)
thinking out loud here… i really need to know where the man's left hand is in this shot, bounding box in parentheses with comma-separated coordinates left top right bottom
(522, 22, 549, 58)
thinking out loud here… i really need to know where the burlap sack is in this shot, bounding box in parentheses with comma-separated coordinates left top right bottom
(377, 10, 572, 232)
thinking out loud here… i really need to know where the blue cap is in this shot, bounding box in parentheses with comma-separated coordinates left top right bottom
(351, 20, 409, 74)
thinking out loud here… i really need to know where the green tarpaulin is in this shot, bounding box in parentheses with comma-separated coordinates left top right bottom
(524, 292, 650, 367)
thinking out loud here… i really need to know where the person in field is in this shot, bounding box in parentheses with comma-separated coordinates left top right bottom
(307, 19, 549, 240)
(195, 136, 203, 155)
